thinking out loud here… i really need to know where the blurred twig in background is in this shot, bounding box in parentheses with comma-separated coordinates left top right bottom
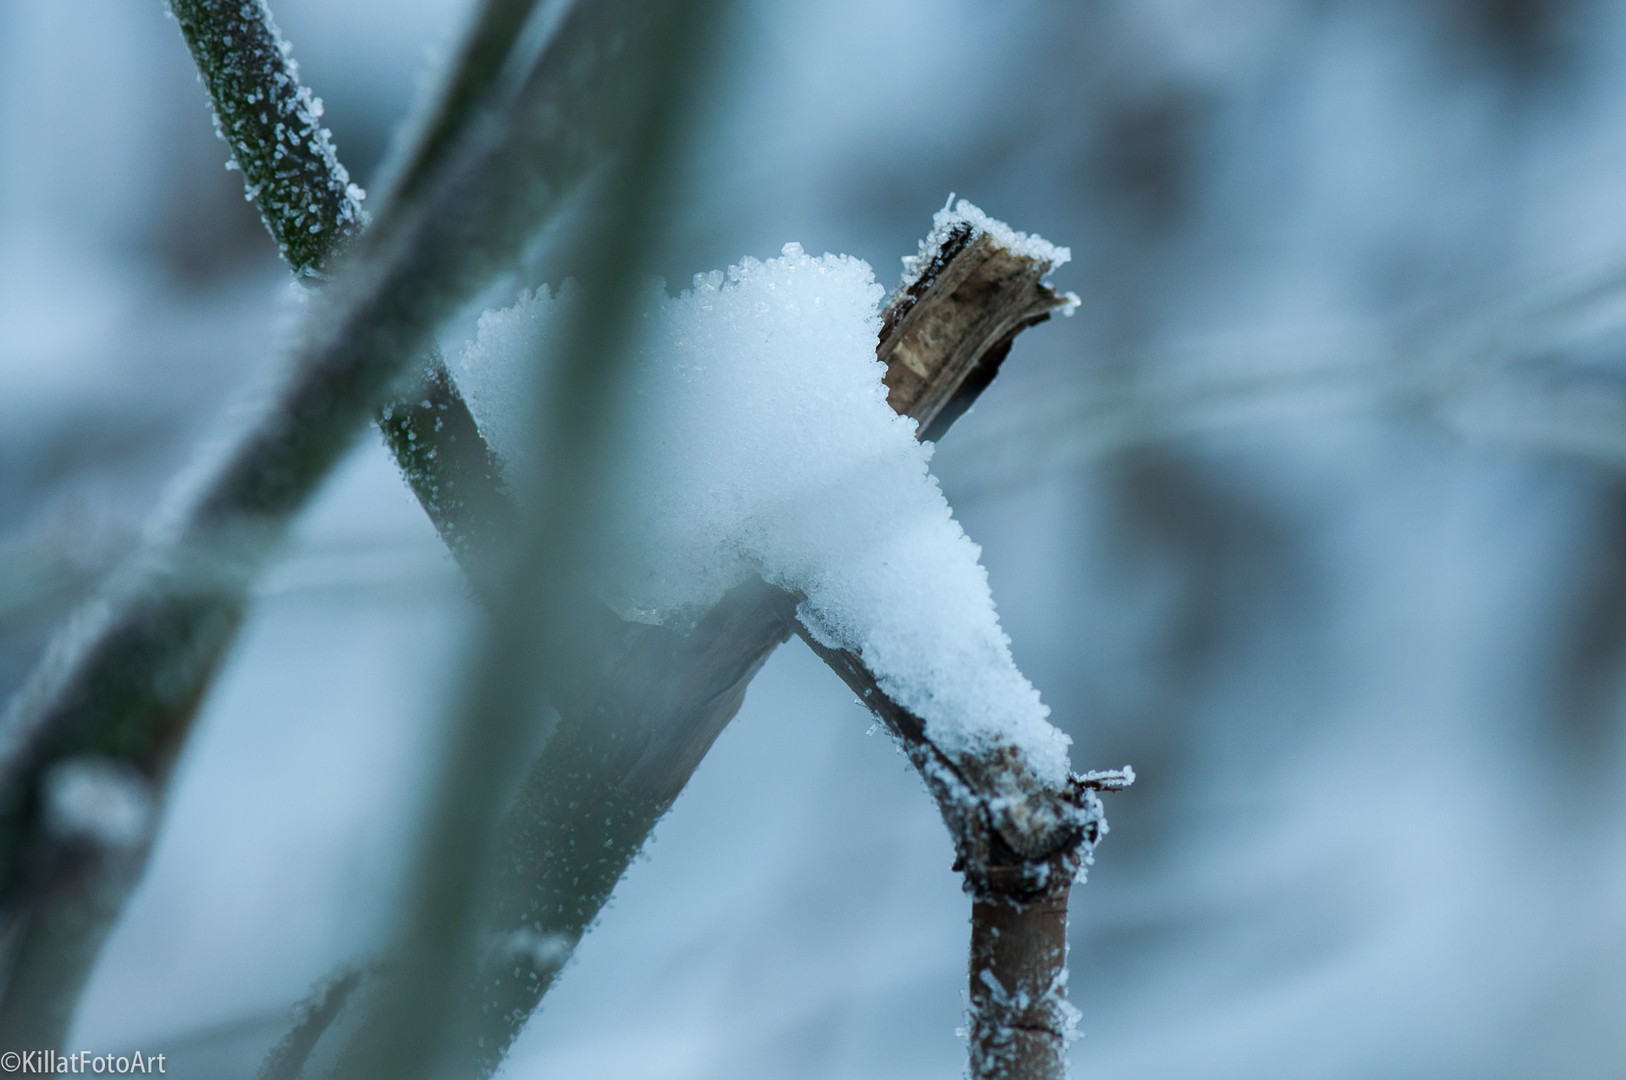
(940, 259, 1626, 496)
(315, 1, 729, 1076)
(0, 0, 725, 1051)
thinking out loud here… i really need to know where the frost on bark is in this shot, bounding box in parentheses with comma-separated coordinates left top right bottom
(169, 0, 366, 276)
(792, 617, 1131, 1080)
(376, 358, 517, 581)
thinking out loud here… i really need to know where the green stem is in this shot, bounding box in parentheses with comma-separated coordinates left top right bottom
(0, 0, 659, 1045)
(169, 0, 365, 276)
(322, 4, 726, 1076)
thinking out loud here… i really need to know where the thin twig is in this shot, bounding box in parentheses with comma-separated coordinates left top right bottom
(315, 3, 728, 1079)
(789, 613, 1131, 1080)
(256, 965, 368, 1080)
(371, 0, 550, 212)
(375, 355, 517, 583)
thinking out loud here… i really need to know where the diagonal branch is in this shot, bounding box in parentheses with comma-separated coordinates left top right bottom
(0, 0, 690, 1048)
(256, 964, 370, 1080)
(167, 0, 367, 277)
(372, 0, 550, 212)
(376, 356, 517, 583)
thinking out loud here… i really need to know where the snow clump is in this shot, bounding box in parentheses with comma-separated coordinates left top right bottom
(454, 236, 1072, 785)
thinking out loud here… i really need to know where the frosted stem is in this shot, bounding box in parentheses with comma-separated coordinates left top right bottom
(0, 0, 666, 1045)
(168, 0, 365, 276)
(376, 357, 516, 581)
(968, 894, 1073, 1080)
(315, 4, 726, 1077)
(256, 966, 368, 1080)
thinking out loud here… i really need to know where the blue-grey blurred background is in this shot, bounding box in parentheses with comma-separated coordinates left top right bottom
(4, 0, 1626, 1076)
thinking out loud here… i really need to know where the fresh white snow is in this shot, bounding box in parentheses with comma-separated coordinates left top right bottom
(454, 228, 1073, 786)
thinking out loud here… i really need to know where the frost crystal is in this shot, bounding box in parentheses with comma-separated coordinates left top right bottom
(901, 196, 1080, 316)
(456, 237, 1071, 785)
(172, 0, 366, 276)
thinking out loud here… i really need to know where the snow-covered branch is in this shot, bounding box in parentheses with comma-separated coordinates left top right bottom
(447, 204, 1099, 1078)
(261, 202, 1089, 1080)
(789, 610, 1130, 1080)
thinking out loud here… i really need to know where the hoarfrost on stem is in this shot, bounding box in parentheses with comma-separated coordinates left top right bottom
(170, 0, 366, 275)
(455, 231, 1072, 785)
(903, 196, 1077, 310)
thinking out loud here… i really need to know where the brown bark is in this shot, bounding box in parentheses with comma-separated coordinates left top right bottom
(968, 892, 1073, 1080)
(785, 599, 1132, 1080)
(880, 223, 1072, 440)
